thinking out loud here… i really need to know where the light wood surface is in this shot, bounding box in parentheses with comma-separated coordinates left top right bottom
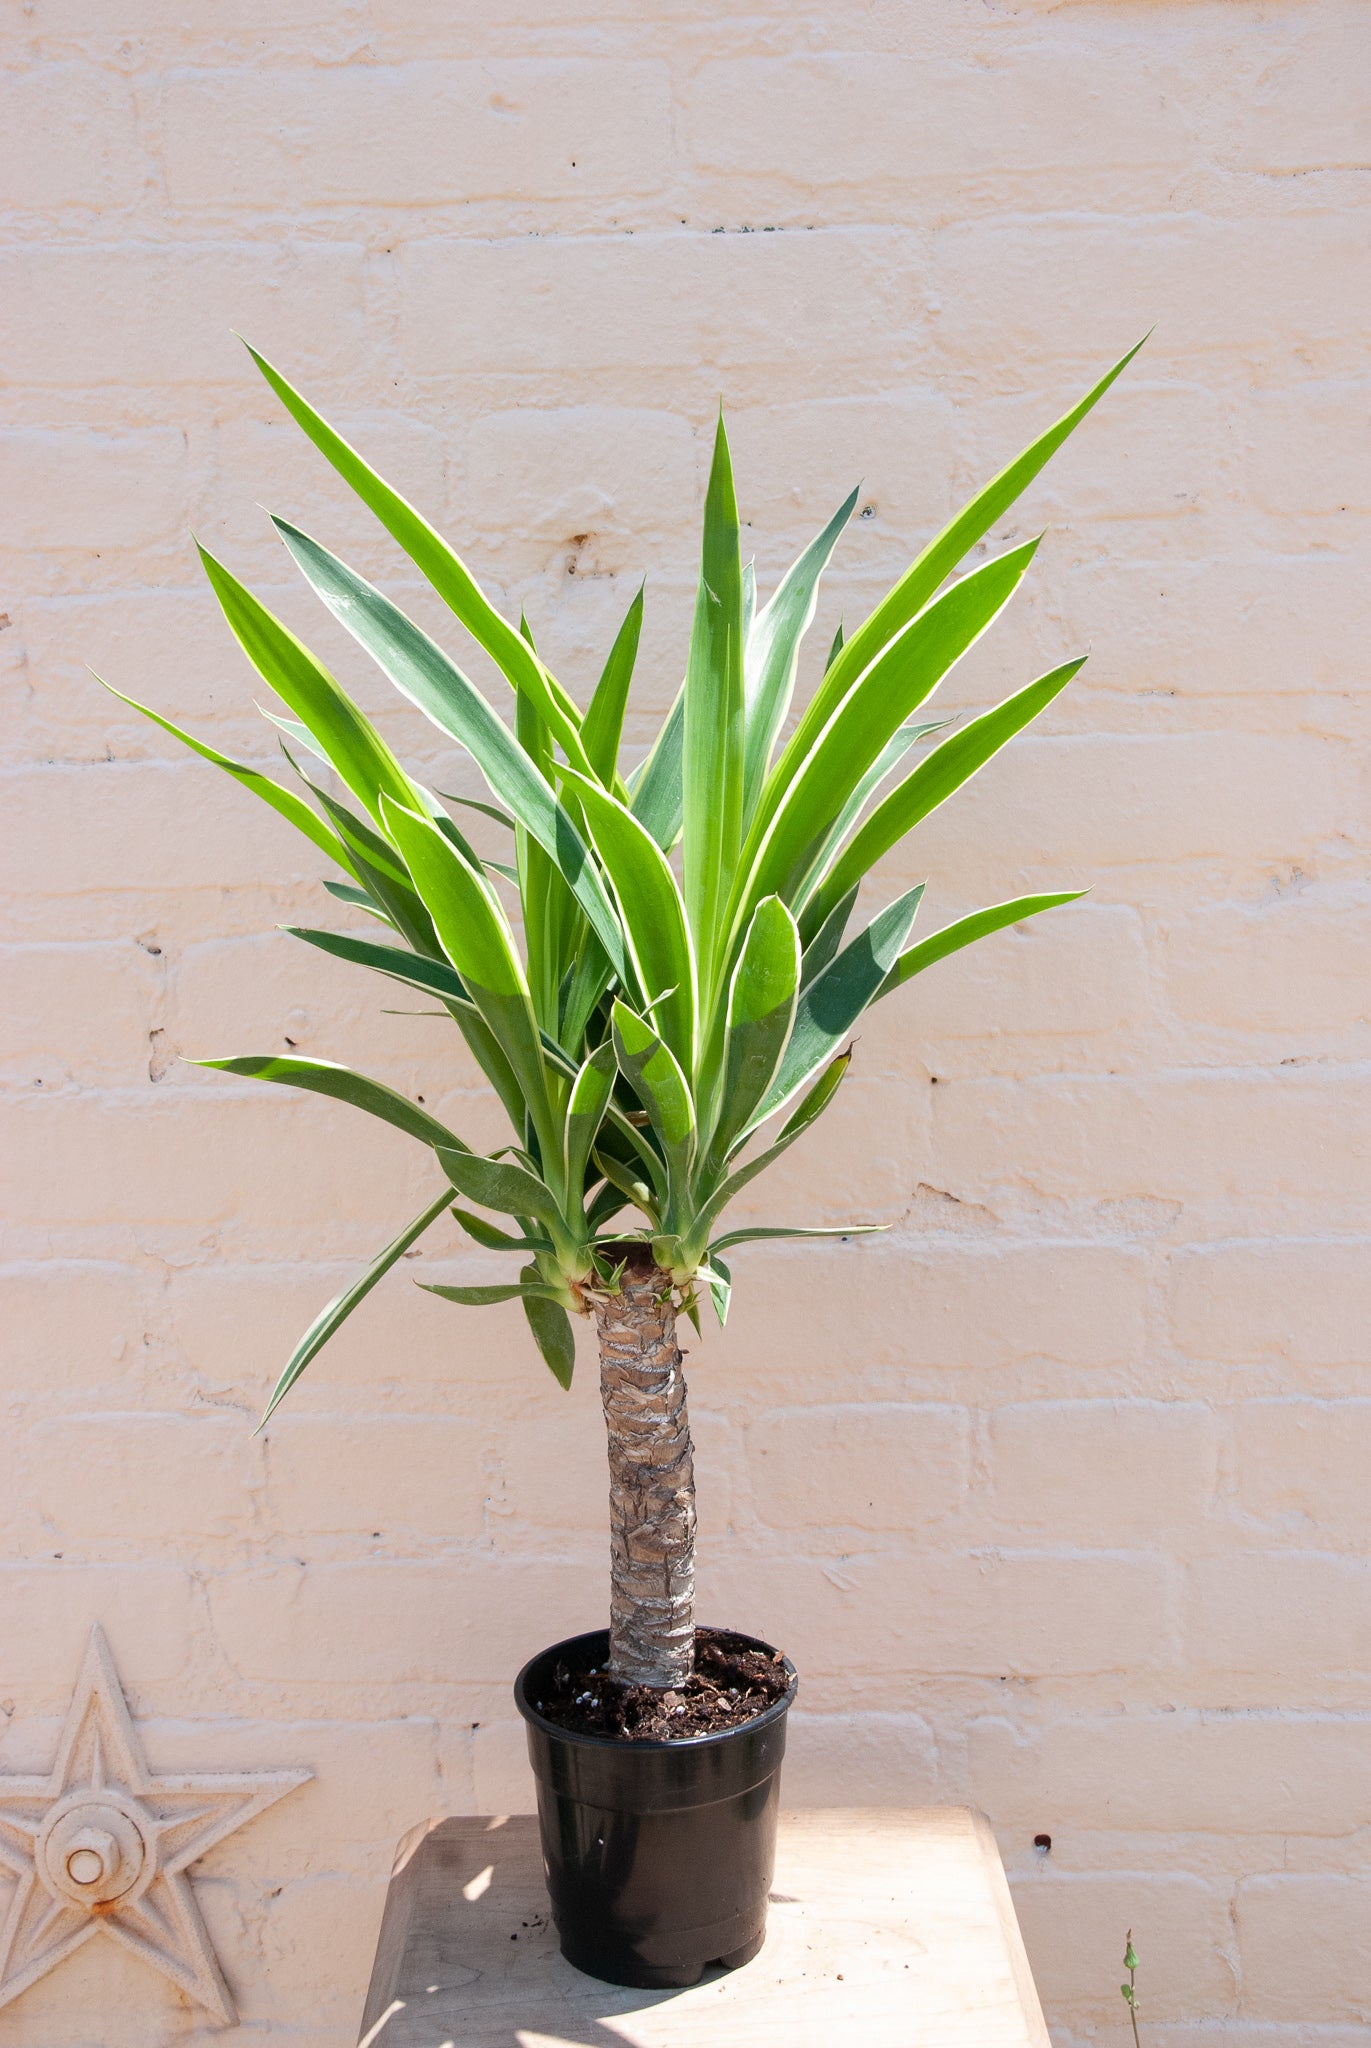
(358, 1808, 1051, 2047)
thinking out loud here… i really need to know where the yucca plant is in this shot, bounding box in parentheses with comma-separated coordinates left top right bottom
(106, 339, 1139, 1691)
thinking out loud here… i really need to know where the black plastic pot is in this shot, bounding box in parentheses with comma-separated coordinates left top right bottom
(514, 1627, 798, 1988)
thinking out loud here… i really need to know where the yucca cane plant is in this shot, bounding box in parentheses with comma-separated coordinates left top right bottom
(105, 338, 1140, 1695)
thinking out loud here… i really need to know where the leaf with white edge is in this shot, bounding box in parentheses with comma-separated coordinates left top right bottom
(610, 1000, 695, 1179)
(798, 883, 858, 993)
(629, 682, 685, 851)
(522, 1271, 578, 1389)
(705, 895, 800, 1173)
(420, 1280, 566, 1306)
(810, 657, 1086, 926)
(97, 677, 353, 872)
(273, 519, 626, 977)
(583, 583, 643, 787)
(244, 338, 589, 756)
(764, 337, 1148, 818)
(258, 1184, 455, 1426)
(563, 768, 697, 1073)
(742, 488, 858, 817)
(436, 1145, 564, 1229)
(196, 1053, 468, 1153)
(682, 414, 745, 975)
(709, 1223, 884, 1251)
(876, 891, 1085, 999)
(451, 1207, 550, 1253)
(564, 1042, 617, 1207)
(694, 1050, 851, 1239)
(197, 542, 416, 828)
(757, 884, 924, 1127)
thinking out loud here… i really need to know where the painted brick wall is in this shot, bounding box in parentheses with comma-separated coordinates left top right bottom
(2, 1, 1367, 2041)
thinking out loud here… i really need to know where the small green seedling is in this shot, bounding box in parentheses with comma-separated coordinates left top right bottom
(1121, 1930, 1141, 2046)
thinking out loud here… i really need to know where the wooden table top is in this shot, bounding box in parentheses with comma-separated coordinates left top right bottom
(358, 1808, 1050, 2047)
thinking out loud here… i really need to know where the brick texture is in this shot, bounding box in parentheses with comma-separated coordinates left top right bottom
(1, 0, 1366, 2041)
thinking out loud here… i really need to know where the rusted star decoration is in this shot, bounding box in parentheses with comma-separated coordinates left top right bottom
(0, 1625, 310, 2024)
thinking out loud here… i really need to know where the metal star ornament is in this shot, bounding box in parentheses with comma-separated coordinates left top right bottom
(0, 1625, 310, 2024)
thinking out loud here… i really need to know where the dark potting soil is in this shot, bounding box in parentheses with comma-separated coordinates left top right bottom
(528, 1627, 791, 1742)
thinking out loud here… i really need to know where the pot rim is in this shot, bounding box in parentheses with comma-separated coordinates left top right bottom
(513, 1625, 799, 1754)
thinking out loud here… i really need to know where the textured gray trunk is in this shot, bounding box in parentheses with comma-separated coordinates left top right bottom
(591, 1253, 697, 1689)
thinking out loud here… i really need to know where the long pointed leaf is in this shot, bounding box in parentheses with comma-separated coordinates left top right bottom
(811, 657, 1086, 926)
(273, 518, 625, 977)
(877, 890, 1084, 999)
(628, 682, 686, 852)
(760, 338, 1147, 829)
(436, 1146, 564, 1229)
(258, 1184, 455, 1426)
(739, 540, 1039, 923)
(682, 415, 745, 982)
(243, 339, 588, 759)
(196, 1052, 467, 1152)
(742, 487, 858, 817)
(757, 884, 924, 1127)
(693, 1049, 851, 1242)
(521, 1273, 577, 1388)
(197, 542, 415, 828)
(704, 895, 800, 1174)
(563, 768, 697, 1073)
(583, 583, 643, 787)
(380, 796, 558, 1167)
(709, 1222, 883, 1252)
(97, 677, 353, 872)
(564, 1042, 617, 1207)
(611, 999, 695, 1190)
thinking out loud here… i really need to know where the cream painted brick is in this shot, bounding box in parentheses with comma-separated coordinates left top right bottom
(883, 903, 1147, 1048)
(264, 1416, 489, 1539)
(930, 1073, 1371, 1217)
(0, 1092, 428, 1234)
(497, 1401, 615, 1531)
(990, 1402, 1218, 1543)
(0, 763, 334, 899)
(1056, 550, 1369, 696)
(0, 429, 187, 554)
(17, 588, 235, 759)
(0, 63, 145, 211)
(1170, 1241, 1371, 1368)
(1186, 1553, 1371, 1680)
(1237, 1876, 1371, 2023)
(208, 1560, 598, 1686)
(0, 244, 367, 389)
(707, 1551, 1171, 1682)
(201, 409, 449, 568)
(973, 380, 1230, 525)
(245, 1873, 382, 2017)
(1159, 894, 1371, 1035)
(0, 1262, 149, 1390)
(783, 1711, 941, 1805)
(465, 405, 698, 550)
(1, 942, 158, 1087)
(1235, 1401, 1371, 1545)
(1247, 380, 1371, 517)
(930, 215, 1371, 365)
(141, 1714, 439, 1859)
(161, 59, 673, 205)
(718, 1241, 1148, 1380)
(908, 733, 1352, 881)
(746, 1403, 969, 1530)
(165, 1258, 548, 1400)
(400, 228, 924, 377)
(969, 1711, 1371, 1837)
(689, 50, 1196, 185)
(730, 1069, 927, 1226)
(726, 392, 956, 548)
(0, 1565, 192, 1687)
(1011, 1871, 1233, 2020)
(1233, 19, 1371, 171)
(25, 1412, 260, 1543)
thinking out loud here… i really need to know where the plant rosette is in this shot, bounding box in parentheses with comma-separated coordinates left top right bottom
(107, 335, 1141, 1984)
